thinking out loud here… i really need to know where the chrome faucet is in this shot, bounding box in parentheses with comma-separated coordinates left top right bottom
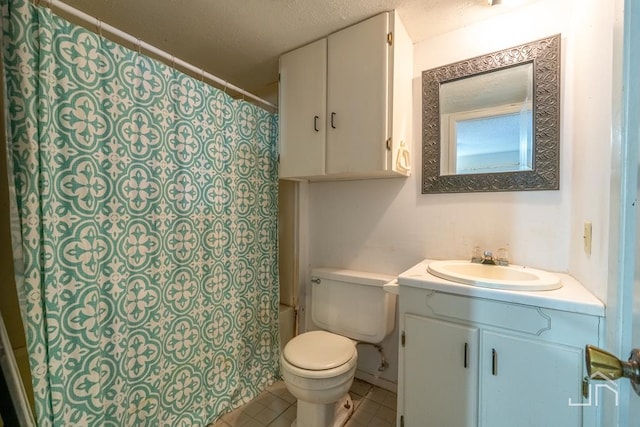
(471, 247, 509, 266)
(481, 250, 497, 265)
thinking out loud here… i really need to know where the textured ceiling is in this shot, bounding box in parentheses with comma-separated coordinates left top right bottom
(56, 0, 540, 105)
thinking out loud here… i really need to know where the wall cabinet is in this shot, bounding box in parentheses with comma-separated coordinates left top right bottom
(278, 11, 413, 180)
(398, 286, 601, 427)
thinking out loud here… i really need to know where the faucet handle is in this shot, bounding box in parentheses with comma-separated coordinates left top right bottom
(471, 246, 483, 263)
(496, 248, 509, 265)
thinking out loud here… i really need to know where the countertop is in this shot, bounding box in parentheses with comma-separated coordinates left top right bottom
(398, 259, 605, 317)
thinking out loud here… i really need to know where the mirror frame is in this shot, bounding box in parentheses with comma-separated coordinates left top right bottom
(421, 34, 561, 194)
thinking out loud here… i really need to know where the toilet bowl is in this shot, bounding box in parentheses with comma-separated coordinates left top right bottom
(281, 268, 397, 427)
(281, 331, 358, 427)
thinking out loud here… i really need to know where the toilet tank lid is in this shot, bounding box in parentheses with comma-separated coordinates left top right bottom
(311, 268, 396, 287)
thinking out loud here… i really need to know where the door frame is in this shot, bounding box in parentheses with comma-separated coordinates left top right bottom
(604, 0, 640, 425)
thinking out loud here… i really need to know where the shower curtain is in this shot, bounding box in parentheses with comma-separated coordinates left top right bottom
(1, 1, 280, 425)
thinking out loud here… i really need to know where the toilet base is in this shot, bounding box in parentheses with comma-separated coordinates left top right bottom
(291, 393, 354, 427)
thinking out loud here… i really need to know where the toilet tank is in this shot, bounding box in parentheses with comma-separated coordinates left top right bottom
(310, 268, 397, 343)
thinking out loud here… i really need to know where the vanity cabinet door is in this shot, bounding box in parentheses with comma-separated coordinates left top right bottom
(326, 12, 389, 175)
(278, 38, 327, 179)
(480, 331, 585, 427)
(403, 314, 479, 427)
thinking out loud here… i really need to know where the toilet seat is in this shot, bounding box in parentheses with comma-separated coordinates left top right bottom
(281, 353, 357, 383)
(282, 330, 358, 381)
(284, 331, 356, 371)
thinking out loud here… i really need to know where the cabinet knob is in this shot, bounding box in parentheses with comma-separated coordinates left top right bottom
(314, 115, 319, 132)
(586, 344, 640, 396)
(330, 112, 337, 129)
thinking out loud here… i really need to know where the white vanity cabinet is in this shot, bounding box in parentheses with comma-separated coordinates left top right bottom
(397, 261, 604, 427)
(278, 11, 412, 180)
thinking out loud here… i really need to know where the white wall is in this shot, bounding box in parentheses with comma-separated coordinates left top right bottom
(304, 0, 614, 385)
(566, 0, 615, 304)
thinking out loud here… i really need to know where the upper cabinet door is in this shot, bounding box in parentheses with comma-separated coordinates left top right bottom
(326, 13, 390, 175)
(278, 38, 327, 179)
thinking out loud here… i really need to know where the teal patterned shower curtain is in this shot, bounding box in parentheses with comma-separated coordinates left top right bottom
(1, 1, 280, 425)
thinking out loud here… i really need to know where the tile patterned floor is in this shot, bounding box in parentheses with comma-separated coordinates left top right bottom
(208, 378, 397, 427)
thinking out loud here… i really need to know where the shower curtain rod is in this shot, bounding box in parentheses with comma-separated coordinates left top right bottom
(35, 0, 278, 111)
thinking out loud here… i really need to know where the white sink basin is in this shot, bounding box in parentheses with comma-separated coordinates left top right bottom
(427, 260, 562, 291)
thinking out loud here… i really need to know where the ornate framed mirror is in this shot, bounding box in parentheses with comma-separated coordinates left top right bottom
(421, 34, 561, 193)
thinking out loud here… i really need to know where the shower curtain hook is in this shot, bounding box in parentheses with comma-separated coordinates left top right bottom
(136, 38, 142, 54)
(200, 68, 205, 83)
(171, 55, 176, 69)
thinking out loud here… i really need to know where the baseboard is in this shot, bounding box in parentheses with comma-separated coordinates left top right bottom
(355, 369, 397, 393)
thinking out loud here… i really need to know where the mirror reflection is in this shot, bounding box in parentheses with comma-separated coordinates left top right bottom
(440, 63, 534, 175)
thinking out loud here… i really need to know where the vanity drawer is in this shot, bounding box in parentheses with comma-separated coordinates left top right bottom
(399, 286, 601, 347)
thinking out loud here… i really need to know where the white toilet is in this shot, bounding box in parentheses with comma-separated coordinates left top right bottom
(281, 268, 397, 427)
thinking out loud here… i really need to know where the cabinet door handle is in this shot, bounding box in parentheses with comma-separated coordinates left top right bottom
(313, 115, 319, 132)
(492, 349, 498, 376)
(464, 342, 469, 368)
(331, 112, 336, 129)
